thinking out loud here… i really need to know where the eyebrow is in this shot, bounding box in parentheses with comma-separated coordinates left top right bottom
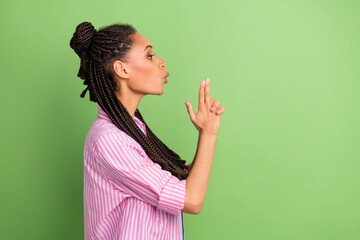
(144, 45, 153, 51)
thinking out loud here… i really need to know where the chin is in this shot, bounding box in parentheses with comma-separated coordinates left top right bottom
(158, 87, 165, 95)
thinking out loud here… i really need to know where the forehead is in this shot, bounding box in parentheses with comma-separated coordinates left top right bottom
(132, 32, 151, 49)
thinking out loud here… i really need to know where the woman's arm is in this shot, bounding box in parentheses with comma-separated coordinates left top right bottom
(182, 78, 224, 215)
(95, 132, 186, 216)
(182, 131, 217, 215)
(185, 133, 200, 174)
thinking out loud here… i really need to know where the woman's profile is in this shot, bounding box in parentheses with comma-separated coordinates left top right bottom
(69, 21, 225, 240)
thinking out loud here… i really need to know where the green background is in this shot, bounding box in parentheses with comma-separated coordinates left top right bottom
(1, 0, 359, 239)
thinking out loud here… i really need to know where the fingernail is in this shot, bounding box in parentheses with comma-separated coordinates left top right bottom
(201, 80, 205, 86)
(211, 107, 215, 111)
(206, 78, 210, 83)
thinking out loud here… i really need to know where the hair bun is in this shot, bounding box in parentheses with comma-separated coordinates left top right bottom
(69, 21, 97, 57)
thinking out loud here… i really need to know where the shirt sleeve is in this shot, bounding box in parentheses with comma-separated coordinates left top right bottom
(94, 132, 186, 216)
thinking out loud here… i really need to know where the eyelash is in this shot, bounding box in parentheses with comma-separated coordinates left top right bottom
(148, 53, 156, 60)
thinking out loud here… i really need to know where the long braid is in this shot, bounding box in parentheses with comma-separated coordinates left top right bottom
(94, 59, 181, 175)
(70, 21, 189, 180)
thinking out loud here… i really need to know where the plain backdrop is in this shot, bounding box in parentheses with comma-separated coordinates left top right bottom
(0, 0, 359, 239)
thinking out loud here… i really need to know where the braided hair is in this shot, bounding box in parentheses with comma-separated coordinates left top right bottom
(70, 21, 190, 180)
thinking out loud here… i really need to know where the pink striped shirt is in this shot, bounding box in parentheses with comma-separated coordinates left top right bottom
(83, 105, 186, 240)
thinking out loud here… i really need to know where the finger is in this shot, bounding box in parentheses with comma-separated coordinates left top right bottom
(198, 80, 205, 107)
(214, 103, 222, 112)
(215, 106, 225, 115)
(185, 101, 196, 121)
(210, 99, 219, 112)
(204, 78, 210, 106)
(209, 98, 214, 111)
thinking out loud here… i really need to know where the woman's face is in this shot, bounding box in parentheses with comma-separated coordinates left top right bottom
(114, 32, 169, 96)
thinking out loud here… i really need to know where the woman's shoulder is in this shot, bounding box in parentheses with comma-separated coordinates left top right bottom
(85, 118, 142, 153)
(86, 119, 121, 141)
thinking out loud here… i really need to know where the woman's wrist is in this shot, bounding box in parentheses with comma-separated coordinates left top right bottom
(199, 130, 218, 138)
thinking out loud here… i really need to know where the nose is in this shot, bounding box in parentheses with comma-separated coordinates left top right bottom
(160, 59, 166, 68)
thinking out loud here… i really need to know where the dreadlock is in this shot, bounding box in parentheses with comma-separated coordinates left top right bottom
(70, 21, 190, 180)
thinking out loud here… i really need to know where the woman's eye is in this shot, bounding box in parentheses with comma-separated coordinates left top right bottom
(148, 53, 156, 60)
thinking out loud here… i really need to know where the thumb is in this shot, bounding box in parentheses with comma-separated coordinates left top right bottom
(185, 101, 196, 121)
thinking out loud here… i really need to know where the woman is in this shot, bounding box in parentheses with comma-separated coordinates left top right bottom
(69, 21, 225, 240)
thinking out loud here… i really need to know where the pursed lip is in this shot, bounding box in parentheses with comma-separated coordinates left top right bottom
(164, 71, 169, 84)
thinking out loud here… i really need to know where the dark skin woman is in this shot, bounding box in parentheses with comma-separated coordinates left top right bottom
(70, 22, 225, 216)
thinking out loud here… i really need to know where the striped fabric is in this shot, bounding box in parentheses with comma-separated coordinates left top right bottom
(83, 105, 186, 240)
(137, 121, 185, 240)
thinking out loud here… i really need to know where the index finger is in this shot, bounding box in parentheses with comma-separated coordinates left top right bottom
(204, 78, 210, 106)
(198, 79, 205, 106)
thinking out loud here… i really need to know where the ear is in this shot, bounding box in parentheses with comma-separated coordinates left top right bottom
(113, 60, 129, 79)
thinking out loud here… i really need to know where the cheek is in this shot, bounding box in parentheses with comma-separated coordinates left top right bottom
(132, 60, 156, 78)
(129, 61, 159, 89)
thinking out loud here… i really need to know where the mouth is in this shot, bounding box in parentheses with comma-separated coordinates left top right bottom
(164, 72, 169, 84)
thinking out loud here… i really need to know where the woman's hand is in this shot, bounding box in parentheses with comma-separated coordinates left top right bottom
(185, 78, 225, 135)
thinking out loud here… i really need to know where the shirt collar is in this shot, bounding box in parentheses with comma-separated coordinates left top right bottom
(97, 105, 146, 132)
